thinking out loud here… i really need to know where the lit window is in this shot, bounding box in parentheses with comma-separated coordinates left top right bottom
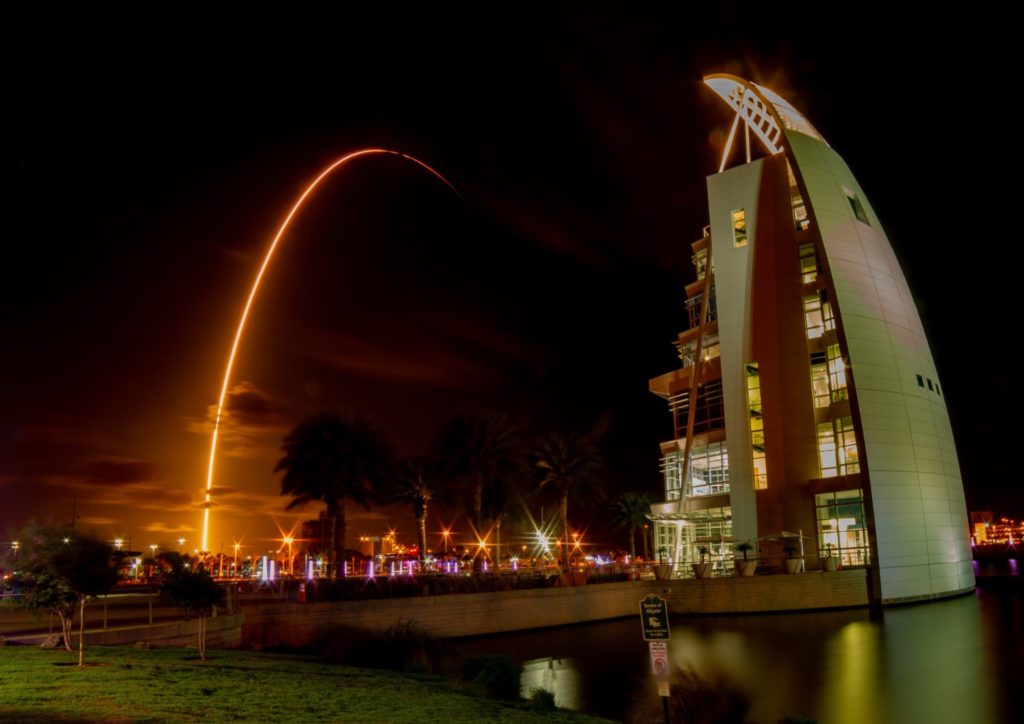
(810, 353, 830, 408)
(817, 423, 837, 478)
(798, 243, 817, 283)
(731, 209, 748, 248)
(746, 363, 767, 489)
(843, 187, 870, 225)
(815, 490, 870, 566)
(826, 343, 848, 402)
(818, 416, 860, 478)
(804, 295, 824, 339)
(686, 443, 730, 497)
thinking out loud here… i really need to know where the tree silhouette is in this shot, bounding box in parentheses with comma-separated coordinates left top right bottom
(160, 566, 225, 661)
(436, 413, 527, 535)
(393, 456, 452, 565)
(2, 523, 119, 665)
(611, 490, 655, 560)
(535, 433, 607, 571)
(275, 412, 392, 576)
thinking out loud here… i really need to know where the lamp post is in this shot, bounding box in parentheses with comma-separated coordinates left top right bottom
(283, 536, 294, 575)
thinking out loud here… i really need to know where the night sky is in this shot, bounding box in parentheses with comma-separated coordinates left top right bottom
(3, 5, 1017, 555)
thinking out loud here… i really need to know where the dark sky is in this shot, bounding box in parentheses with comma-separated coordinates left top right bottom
(2, 4, 1017, 554)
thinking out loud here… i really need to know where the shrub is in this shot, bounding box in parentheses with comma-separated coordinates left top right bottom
(528, 687, 557, 712)
(463, 654, 522, 701)
(315, 621, 451, 674)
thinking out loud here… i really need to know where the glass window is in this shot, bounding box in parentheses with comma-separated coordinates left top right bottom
(815, 490, 870, 566)
(827, 343, 848, 402)
(843, 187, 870, 225)
(686, 443, 730, 497)
(661, 452, 683, 501)
(798, 243, 817, 283)
(818, 417, 859, 477)
(731, 209, 748, 248)
(745, 363, 767, 489)
(804, 295, 824, 339)
(810, 353, 830, 408)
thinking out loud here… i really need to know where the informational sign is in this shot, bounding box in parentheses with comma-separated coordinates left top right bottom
(639, 593, 671, 641)
(649, 641, 669, 676)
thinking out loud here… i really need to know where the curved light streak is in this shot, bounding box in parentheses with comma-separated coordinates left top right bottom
(201, 148, 461, 551)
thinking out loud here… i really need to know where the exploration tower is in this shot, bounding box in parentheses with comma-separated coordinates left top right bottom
(648, 75, 973, 604)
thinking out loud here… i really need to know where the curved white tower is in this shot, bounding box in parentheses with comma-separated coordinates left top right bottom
(648, 75, 973, 604)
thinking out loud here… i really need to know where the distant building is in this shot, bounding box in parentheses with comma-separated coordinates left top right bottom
(648, 75, 973, 604)
(300, 512, 331, 557)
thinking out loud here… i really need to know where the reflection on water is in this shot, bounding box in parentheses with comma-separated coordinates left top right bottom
(454, 589, 1022, 722)
(520, 657, 583, 710)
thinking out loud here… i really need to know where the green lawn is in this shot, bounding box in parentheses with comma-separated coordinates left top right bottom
(0, 645, 610, 723)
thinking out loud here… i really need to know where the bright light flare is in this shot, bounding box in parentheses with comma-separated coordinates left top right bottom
(200, 149, 461, 551)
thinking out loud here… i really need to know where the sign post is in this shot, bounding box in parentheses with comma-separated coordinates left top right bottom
(639, 594, 671, 721)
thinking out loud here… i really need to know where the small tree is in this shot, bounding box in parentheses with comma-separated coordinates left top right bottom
(2, 523, 119, 665)
(160, 567, 226, 661)
(735, 541, 753, 562)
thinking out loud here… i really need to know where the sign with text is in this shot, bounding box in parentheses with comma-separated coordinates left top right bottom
(639, 594, 670, 641)
(649, 641, 669, 677)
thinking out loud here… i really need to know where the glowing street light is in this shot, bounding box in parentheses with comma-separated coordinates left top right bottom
(177, 537, 186, 550)
(114, 538, 123, 550)
(149, 544, 157, 556)
(283, 536, 294, 575)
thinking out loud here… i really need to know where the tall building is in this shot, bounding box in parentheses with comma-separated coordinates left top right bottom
(648, 75, 973, 604)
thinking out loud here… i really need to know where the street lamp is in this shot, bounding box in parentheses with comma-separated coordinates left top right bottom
(177, 537, 186, 549)
(283, 536, 294, 575)
(149, 544, 157, 556)
(114, 538, 123, 550)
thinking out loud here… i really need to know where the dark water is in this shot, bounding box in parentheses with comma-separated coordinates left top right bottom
(454, 587, 1023, 723)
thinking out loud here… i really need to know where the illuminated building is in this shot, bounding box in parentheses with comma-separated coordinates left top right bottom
(648, 75, 973, 603)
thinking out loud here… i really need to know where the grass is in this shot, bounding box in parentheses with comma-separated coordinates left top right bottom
(0, 644, 609, 723)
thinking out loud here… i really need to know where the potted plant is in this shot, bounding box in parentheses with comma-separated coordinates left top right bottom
(734, 541, 757, 576)
(692, 546, 711, 579)
(654, 547, 672, 580)
(820, 543, 839, 572)
(783, 544, 801, 574)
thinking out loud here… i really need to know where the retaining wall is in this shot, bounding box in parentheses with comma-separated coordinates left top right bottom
(243, 570, 868, 648)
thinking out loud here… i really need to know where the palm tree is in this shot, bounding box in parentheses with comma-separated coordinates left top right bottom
(436, 412, 528, 534)
(535, 433, 607, 571)
(275, 411, 392, 576)
(611, 490, 655, 560)
(482, 475, 525, 566)
(394, 456, 451, 565)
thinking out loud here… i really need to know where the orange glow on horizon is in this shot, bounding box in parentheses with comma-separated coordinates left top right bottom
(200, 149, 460, 551)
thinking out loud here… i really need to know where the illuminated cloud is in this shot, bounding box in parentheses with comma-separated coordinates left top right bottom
(183, 381, 289, 458)
(143, 522, 195, 534)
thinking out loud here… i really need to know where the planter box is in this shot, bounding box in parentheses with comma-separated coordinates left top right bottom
(735, 560, 758, 577)
(691, 563, 712, 579)
(820, 556, 839, 572)
(653, 564, 673, 580)
(784, 558, 802, 574)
